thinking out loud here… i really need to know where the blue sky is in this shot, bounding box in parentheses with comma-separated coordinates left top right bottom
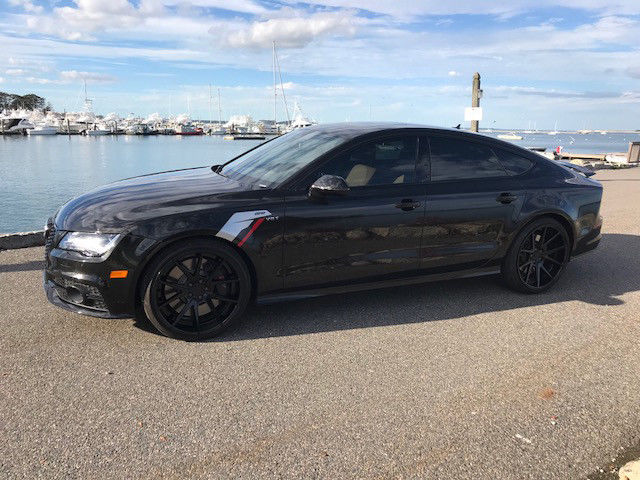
(1, 0, 639, 129)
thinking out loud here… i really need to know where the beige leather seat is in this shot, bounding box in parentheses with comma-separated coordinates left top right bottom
(345, 164, 376, 187)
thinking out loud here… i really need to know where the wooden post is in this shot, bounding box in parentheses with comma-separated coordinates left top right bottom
(471, 72, 481, 132)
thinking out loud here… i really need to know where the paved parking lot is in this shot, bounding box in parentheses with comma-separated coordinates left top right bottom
(2, 167, 639, 479)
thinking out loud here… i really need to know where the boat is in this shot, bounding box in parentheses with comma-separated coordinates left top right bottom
(85, 124, 110, 136)
(27, 124, 58, 135)
(497, 133, 523, 140)
(1, 117, 35, 134)
(175, 123, 203, 135)
(547, 120, 559, 136)
(287, 101, 316, 130)
(223, 133, 266, 140)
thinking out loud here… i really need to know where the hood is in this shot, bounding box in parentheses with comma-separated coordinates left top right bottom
(55, 167, 246, 233)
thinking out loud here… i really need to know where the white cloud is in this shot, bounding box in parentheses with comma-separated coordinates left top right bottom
(60, 70, 117, 83)
(448, 70, 460, 77)
(8, 0, 43, 14)
(218, 11, 357, 49)
(5, 68, 27, 75)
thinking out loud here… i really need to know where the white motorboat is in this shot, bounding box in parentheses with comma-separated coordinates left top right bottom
(497, 133, 523, 140)
(85, 124, 110, 136)
(1, 117, 35, 134)
(28, 124, 58, 135)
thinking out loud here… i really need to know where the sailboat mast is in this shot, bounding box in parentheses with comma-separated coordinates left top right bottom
(208, 84, 213, 124)
(217, 88, 222, 125)
(273, 41, 277, 132)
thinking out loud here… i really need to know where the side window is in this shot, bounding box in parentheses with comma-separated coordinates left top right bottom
(494, 148, 534, 176)
(317, 136, 417, 187)
(429, 136, 508, 181)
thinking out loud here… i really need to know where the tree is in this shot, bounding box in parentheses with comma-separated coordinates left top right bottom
(0, 91, 48, 111)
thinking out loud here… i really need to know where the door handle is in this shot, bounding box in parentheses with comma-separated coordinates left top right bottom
(395, 199, 421, 211)
(497, 193, 518, 204)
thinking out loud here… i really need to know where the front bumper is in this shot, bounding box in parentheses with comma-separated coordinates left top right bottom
(43, 232, 154, 318)
(44, 276, 130, 318)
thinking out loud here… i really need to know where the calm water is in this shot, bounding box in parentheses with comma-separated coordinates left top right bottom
(0, 135, 263, 233)
(1, 131, 638, 233)
(485, 131, 640, 154)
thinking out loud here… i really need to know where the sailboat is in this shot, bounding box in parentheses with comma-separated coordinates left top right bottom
(270, 41, 291, 134)
(547, 120, 559, 136)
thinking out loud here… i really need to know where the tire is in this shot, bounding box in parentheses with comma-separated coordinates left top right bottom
(501, 218, 570, 294)
(140, 239, 252, 340)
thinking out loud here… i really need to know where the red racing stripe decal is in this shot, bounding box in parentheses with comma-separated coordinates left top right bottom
(236, 217, 265, 247)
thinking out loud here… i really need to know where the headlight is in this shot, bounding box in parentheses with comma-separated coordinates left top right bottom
(57, 232, 122, 257)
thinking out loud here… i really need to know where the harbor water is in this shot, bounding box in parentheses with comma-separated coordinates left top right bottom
(1, 131, 638, 233)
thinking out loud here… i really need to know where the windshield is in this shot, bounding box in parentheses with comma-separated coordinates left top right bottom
(219, 128, 350, 188)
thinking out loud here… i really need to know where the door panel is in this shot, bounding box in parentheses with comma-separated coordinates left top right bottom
(420, 135, 525, 272)
(282, 134, 426, 290)
(283, 184, 425, 289)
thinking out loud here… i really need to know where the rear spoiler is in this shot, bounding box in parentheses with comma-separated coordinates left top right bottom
(556, 161, 596, 177)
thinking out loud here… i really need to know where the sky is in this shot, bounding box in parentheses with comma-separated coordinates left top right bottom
(1, 0, 639, 129)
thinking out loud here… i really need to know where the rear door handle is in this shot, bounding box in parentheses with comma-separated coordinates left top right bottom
(395, 199, 421, 211)
(497, 193, 518, 204)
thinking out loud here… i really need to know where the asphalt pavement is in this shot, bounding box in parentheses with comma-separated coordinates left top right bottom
(2, 167, 639, 479)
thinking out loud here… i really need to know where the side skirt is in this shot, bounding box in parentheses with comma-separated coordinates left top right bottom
(256, 265, 501, 305)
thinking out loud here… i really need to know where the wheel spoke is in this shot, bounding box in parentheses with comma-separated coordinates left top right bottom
(543, 232, 560, 247)
(192, 254, 203, 276)
(211, 293, 238, 304)
(191, 304, 200, 329)
(519, 260, 533, 271)
(159, 292, 181, 307)
(546, 246, 565, 254)
(205, 258, 223, 278)
(526, 263, 535, 285)
(540, 264, 553, 278)
(542, 255, 562, 265)
(536, 262, 541, 287)
(172, 301, 190, 325)
(161, 278, 187, 291)
(175, 261, 191, 276)
(206, 298, 216, 313)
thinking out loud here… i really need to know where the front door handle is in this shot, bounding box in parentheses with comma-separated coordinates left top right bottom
(395, 199, 421, 211)
(497, 192, 518, 204)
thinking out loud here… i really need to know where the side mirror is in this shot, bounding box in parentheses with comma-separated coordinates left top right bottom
(309, 174, 349, 198)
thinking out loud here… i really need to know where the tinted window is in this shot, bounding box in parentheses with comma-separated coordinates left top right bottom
(495, 148, 534, 175)
(429, 137, 507, 181)
(220, 128, 350, 188)
(317, 136, 417, 187)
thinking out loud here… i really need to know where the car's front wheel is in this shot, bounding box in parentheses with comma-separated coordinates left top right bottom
(141, 240, 252, 340)
(502, 218, 570, 293)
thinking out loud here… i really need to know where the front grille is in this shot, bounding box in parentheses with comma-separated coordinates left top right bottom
(54, 277, 108, 311)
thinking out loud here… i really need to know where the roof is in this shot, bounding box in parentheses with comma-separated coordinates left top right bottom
(302, 121, 487, 138)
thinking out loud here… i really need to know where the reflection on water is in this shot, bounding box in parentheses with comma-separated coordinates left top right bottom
(0, 135, 263, 233)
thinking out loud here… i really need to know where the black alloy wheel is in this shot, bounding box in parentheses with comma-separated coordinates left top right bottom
(141, 240, 251, 340)
(502, 218, 570, 293)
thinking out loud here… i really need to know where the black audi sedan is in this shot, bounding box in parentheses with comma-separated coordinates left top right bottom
(44, 123, 602, 339)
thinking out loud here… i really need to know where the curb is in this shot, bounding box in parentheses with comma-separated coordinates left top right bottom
(0, 231, 45, 250)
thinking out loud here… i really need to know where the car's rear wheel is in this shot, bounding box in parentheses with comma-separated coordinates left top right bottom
(141, 240, 251, 340)
(502, 218, 570, 293)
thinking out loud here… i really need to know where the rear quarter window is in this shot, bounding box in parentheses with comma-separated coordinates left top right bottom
(495, 148, 534, 176)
